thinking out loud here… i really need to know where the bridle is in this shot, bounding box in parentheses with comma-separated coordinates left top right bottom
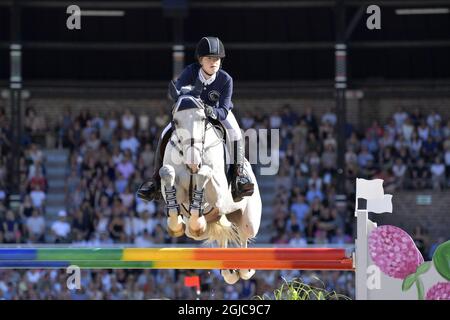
(169, 94, 225, 216)
(170, 95, 222, 165)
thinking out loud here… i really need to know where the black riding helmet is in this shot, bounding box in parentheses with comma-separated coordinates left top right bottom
(195, 37, 226, 59)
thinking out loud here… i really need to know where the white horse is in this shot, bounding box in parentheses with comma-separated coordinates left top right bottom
(160, 84, 262, 284)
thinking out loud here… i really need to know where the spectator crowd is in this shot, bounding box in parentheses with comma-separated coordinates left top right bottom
(0, 103, 449, 300)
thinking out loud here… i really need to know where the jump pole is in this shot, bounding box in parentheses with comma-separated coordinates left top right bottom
(0, 248, 354, 271)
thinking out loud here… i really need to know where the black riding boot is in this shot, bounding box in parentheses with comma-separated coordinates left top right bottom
(231, 138, 254, 202)
(136, 128, 173, 202)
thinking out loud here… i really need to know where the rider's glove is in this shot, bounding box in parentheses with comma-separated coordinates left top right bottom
(168, 80, 180, 101)
(205, 104, 218, 120)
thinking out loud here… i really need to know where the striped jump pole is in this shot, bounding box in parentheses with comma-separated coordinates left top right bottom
(0, 248, 354, 271)
(1, 180, 444, 300)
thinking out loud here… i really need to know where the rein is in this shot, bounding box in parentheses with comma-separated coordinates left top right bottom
(170, 99, 224, 158)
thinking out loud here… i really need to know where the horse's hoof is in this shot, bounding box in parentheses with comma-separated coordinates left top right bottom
(221, 269, 240, 285)
(188, 225, 206, 238)
(239, 269, 255, 280)
(167, 223, 185, 238)
(167, 214, 183, 229)
(188, 216, 207, 235)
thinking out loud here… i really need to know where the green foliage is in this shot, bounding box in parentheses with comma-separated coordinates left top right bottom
(416, 261, 431, 276)
(433, 240, 450, 281)
(402, 273, 417, 291)
(401, 261, 432, 300)
(254, 277, 351, 300)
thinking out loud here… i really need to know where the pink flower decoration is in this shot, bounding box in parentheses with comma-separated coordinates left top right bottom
(369, 225, 424, 279)
(426, 282, 450, 300)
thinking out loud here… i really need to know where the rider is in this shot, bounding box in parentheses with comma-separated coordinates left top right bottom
(137, 36, 254, 203)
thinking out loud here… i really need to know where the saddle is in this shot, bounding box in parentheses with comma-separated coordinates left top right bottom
(204, 118, 234, 186)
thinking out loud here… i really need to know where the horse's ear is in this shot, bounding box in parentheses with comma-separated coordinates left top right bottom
(168, 80, 180, 101)
(190, 78, 203, 98)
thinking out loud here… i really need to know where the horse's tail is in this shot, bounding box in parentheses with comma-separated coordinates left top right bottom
(204, 217, 242, 248)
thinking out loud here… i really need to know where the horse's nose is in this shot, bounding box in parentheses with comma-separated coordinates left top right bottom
(187, 164, 200, 174)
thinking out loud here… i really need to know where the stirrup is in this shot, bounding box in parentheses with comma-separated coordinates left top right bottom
(136, 181, 162, 201)
(232, 177, 254, 202)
